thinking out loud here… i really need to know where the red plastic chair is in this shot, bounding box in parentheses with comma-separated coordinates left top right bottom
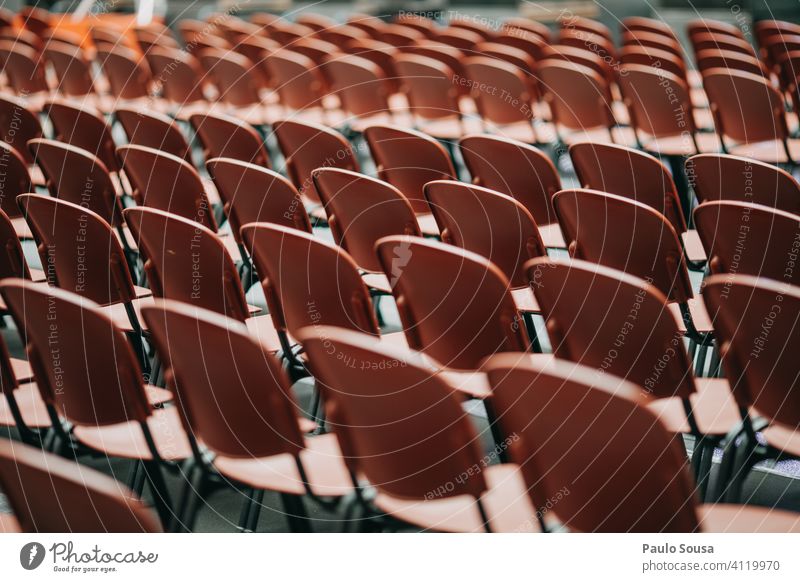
(325, 54, 394, 127)
(459, 133, 564, 247)
(375, 236, 529, 380)
(141, 300, 352, 532)
(96, 46, 152, 101)
(43, 42, 95, 98)
(686, 153, 800, 214)
(696, 48, 770, 77)
(692, 32, 756, 58)
(486, 352, 799, 532)
(495, 28, 548, 63)
(190, 111, 270, 169)
(0, 438, 162, 532)
(502, 18, 551, 42)
(401, 42, 468, 95)
(380, 23, 426, 47)
(450, 17, 496, 41)
(392, 14, 438, 39)
(553, 189, 711, 339)
(689, 19, 746, 42)
(560, 15, 613, 44)
(0, 207, 42, 283)
(622, 30, 685, 61)
(295, 13, 336, 33)
(622, 16, 680, 41)
(344, 39, 400, 95)
(298, 325, 537, 532)
(263, 50, 328, 113)
(363, 124, 457, 228)
(44, 100, 120, 173)
(0, 141, 34, 238)
(115, 108, 193, 164)
(207, 158, 312, 245)
(703, 68, 798, 164)
(618, 44, 688, 82)
(433, 27, 483, 52)
(272, 119, 360, 208)
(0, 41, 48, 97)
(0, 279, 189, 526)
(694, 201, 800, 286)
(395, 54, 464, 139)
(0, 95, 43, 166)
(146, 47, 208, 114)
(198, 49, 266, 121)
(311, 168, 421, 277)
(347, 14, 387, 38)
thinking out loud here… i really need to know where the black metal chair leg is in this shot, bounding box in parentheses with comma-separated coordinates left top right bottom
(280, 493, 312, 532)
(237, 487, 255, 532)
(141, 459, 174, 528)
(246, 489, 265, 532)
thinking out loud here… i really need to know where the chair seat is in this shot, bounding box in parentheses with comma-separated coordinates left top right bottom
(144, 384, 173, 407)
(727, 139, 800, 165)
(11, 216, 33, 239)
(413, 116, 483, 141)
(201, 177, 222, 207)
(220, 232, 244, 262)
(760, 420, 800, 458)
(645, 377, 740, 436)
(308, 205, 328, 222)
(512, 286, 539, 313)
(437, 368, 491, 399)
(29, 164, 46, 187)
(681, 229, 707, 264)
(0, 382, 50, 428)
(556, 125, 637, 147)
(690, 88, 710, 110)
(361, 271, 393, 294)
(669, 297, 714, 334)
(641, 131, 721, 156)
(539, 222, 566, 248)
(485, 120, 553, 145)
(374, 463, 541, 532)
(73, 405, 193, 461)
(29, 268, 46, 282)
(102, 296, 155, 333)
(416, 212, 440, 237)
(213, 432, 353, 497)
(0, 512, 20, 533)
(11, 357, 34, 383)
(244, 314, 282, 352)
(697, 503, 800, 532)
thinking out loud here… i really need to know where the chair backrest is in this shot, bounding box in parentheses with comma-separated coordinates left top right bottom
(554, 189, 694, 302)
(375, 235, 528, 369)
(298, 325, 489, 500)
(115, 108, 192, 163)
(433, 27, 483, 52)
(525, 257, 695, 399)
(570, 142, 687, 233)
(401, 43, 467, 93)
(43, 42, 93, 96)
(618, 64, 696, 141)
(312, 168, 421, 272)
(295, 13, 336, 32)
(495, 29, 547, 62)
(622, 30, 684, 61)
(475, 42, 537, 87)
(0, 438, 161, 532)
(0, 96, 43, 164)
(0, 42, 48, 95)
(425, 180, 546, 288)
(689, 18, 745, 41)
(344, 39, 399, 94)
(325, 54, 390, 118)
(241, 223, 378, 337)
(147, 47, 206, 104)
(0, 280, 150, 427)
(695, 48, 769, 77)
(45, 100, 120, 172)
(450, 18, 496, 41)
(618, 45, 688, 81)
(703, 275, 800, 425)
(395, 54, 459, 121)
(198, 48, 261, 107)
(0, 141, 31, 218)
(272, 119, 359, 205)
(117, 144, 218, 231)
(380, 23, 426, 47)
(141, 300, 305, 459)
(207, 157, 311, 243)
(317, 24, 369, 46)
(19, 194, 136, 305)
(559, 29, 616, 63)
(623, 16, 680, 42)
(459, 134, 560, 226)
(691, 32, 755, 57)
(28, 138, 122, 226)
(502, 18, 551, 42)
(264, 50, 327, 110)
(542, 44, 613, 85)
(190, 112, 270, 169)
(96, 46, 152, 100)
(0, 208, 31, 280)
(486, 354, 699, 532)
(363, 124, 457, 214)
(704, 69, 788, 148)
(561, 16, 613, 44)
(694, 201, 800, 286)
(685, 153, 800, 215)
(124, 207, 248, 321)
(463, 56, 534, 126)
(539, 60, 614, 131)
(347, 14, 386, 38)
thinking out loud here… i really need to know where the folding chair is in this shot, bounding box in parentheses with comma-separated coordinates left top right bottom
(95, 46, 153, 102)
(459, 133, 564, 248)
(146, 47, 208, 118)
(344, 39, 400, 95)
(263, 50, 330, 120)
(0, 41, 49, 102)
(0, 438, 162, 532)
(485, 353, 800, 532)
(43, 42, 96, 100)
(325, 54, 397, 129)
(298, 325, 538, 532)
(141, 300, 352, 532)
(0, 280, 188, 526)
(686, 153, 800, 214)
(198, 49, 269, 124)
(44, 100, 121, 173)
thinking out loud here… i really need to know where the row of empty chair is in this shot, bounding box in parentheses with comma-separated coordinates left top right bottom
(0, 7, 798, 533)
